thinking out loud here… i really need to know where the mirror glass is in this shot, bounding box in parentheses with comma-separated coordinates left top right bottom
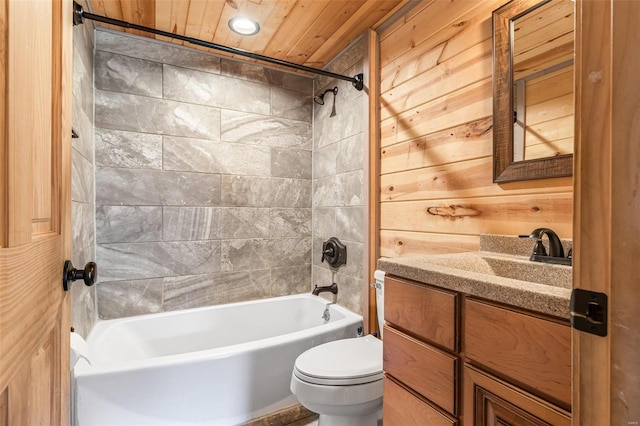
(493, 0, 575, 182)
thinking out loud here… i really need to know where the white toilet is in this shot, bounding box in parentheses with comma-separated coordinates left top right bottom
(290, 271, 385, 426)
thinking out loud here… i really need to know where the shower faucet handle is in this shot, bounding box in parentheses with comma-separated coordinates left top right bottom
(320, 237, 347, 268)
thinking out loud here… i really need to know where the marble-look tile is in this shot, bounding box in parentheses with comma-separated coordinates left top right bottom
(72, 94, 94, 161)
(312, 238, 363, 279)
(96, 168, 221, 206)
(312, 144, 338, 179)
(271, 87, 312, 121)
(221, 110, 312, 149)
(162, 274, 223, 311)
(72, 43, 94, 123)
(312, 265, 334, 291)
(312, 208, 336, 238)
(329, 39, 365, 74)
(342, 63, 366, 104)
(71, 241, 95, 268)
(314, 38, 364, 95)
(70, 243, 96, 338)
(73, 18, 94, 84)
(97, 241, 222, 281)
(221, 176, 311, 208)
(219, 208, 270, 239)
(71, 16, 96, 335)
(205, 270, 271, 304)
(271, 148, 312, 179)
(311, 266, 362, 315)
(335, 207, 364, 243)
(221, 238, 311, 272)
(220, 58, 282, 86)
(163, 207, 221, 241)
(71, 149, 94, 204)
(163, 65, 270, 114)
(334, 274, 363, 315)
(270, 209, 312, 237)
(96, 206, 162, 243)
(72, 201, 95, 251)
(280, 73, 314, 94)
(95, 89, 221, 140)
(71, 281, 96, 338)
(97, 279, 163, 319)
(220, 58, 313, 93)
(95, 128, 162, 169)
(163, 270, 270, 311)
(312, 170, 364, 208)
(95, 51, 162, 97)
(163, 136, 270, 176)
(336, 133, 365, 173)
(96, 29, 221, 74)
(270, 265, 312, 296)
(314, 94, 363, 150)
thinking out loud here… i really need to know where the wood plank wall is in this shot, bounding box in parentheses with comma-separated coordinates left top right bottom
(378, 0, 573, 258)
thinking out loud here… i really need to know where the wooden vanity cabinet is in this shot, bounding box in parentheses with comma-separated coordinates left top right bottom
(382, 275, 572, 426)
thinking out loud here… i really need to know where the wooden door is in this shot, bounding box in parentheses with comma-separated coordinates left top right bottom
(574, 0, 640, 424)
(0, 0, 73, 424)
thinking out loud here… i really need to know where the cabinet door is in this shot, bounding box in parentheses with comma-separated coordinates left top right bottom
(465, 299, 571, 408)
(464, 365, 570, 426)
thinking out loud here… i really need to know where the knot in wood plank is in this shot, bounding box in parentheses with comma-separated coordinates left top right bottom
(426, 205, 480, 218)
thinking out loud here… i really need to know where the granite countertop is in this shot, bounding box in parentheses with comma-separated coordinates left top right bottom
(377, 234, 573, 319)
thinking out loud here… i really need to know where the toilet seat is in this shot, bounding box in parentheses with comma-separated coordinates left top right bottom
(293, 335, 383, 386)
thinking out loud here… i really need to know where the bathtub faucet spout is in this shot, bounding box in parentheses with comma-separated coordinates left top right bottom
(312, 283, 338, 304)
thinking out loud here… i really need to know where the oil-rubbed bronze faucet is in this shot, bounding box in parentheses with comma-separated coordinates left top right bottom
(312, 283, 338, 303)
(520, 228, 571, 266)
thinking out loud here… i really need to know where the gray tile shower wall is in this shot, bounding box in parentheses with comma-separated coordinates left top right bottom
(71, 12, 97, 338)
(312, 39, 366, 315)
(94, 30, 314, 319)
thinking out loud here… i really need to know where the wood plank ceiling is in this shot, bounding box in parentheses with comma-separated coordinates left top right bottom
(87, 0, 407, 71)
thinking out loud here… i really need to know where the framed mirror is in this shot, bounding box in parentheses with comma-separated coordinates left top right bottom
(492, 0, 575, 183)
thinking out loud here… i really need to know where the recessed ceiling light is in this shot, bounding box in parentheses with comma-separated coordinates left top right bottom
(228, 16, 260, 36)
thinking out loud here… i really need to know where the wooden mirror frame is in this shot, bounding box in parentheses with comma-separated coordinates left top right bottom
(492, 0, 573, 183)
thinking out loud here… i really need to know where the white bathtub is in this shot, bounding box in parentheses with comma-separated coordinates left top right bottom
(74, 294, 362, 426)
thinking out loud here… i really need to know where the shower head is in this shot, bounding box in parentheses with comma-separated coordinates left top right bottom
(313, 93, 326, 105)
(313, 86, 338, 105)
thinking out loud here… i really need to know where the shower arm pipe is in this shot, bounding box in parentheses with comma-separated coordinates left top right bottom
(72, 2, 364, 91)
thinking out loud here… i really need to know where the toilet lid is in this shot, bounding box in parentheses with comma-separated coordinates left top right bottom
(293, 335, 383, 386)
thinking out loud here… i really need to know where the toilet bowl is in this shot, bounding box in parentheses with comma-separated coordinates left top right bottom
(290, 271, 385, 426)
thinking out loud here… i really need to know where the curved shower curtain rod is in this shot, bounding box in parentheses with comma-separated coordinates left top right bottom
(72, 1, 364, 91)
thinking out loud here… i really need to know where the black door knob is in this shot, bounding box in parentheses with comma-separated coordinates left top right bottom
(62, 260, 97, 291)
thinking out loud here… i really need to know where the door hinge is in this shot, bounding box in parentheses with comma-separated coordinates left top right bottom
(570, 289, 607, 337)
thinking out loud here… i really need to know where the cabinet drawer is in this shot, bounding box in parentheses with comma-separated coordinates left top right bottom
(384, 377, 457, 426)
(384, 326, 458, 415)
(465, 299, 571, 407)
(385, 275, 458, 351)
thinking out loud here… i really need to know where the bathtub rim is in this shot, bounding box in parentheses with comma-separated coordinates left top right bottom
(75, 293, 363, 377)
